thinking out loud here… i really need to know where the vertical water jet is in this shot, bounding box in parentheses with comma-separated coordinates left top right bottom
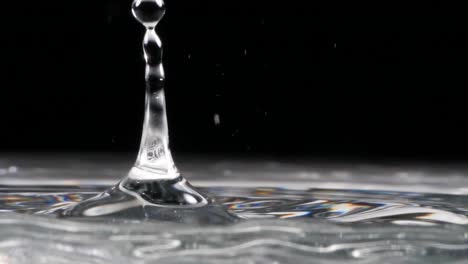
(60, 0, 236, 224)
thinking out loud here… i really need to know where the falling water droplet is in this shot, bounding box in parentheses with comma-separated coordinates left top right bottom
(132, 0, 166, 29)
(214, 114, 221, 126)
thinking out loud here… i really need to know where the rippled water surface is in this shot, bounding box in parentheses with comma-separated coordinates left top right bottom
(1, 185, 468, 263)
(1, 155, 468, 263)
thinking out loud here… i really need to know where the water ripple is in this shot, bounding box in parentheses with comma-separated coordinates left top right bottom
(0, 214, 467, 263)
(1, 186, 468, 263)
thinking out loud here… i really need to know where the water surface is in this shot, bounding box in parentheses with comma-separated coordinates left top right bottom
(1, 155, 468, 263)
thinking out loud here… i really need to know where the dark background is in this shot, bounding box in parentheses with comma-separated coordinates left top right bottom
(1, 1, 466, 160)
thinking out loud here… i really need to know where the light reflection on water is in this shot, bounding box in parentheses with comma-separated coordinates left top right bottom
(1, 186, 468, 225)
(1, 185, 468, 263)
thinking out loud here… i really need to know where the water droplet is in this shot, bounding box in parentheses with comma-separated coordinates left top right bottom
(214, 114, 221, 126)
(132, 0, 166, 28)
(232, 129, 240, 137)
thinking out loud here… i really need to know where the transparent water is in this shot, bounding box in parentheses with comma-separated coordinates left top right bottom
(1, 155, 468, 263)
(62, 0, 232, 222)
(2, 1, 467, 262)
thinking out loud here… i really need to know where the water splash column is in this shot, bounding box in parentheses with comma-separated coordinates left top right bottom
(131, 0, 178, 180)
(60, 0, 237, 221)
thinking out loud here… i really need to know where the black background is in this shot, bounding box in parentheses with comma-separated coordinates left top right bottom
(1, 0, 466, 160)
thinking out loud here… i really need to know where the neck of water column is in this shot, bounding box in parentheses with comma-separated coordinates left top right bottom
(131, 29, 179, 180)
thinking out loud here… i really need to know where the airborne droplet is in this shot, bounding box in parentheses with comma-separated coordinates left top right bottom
(132, 0, 166, 28)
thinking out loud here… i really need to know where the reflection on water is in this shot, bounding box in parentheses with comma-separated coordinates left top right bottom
(3, 156, 468, 262)
(214, 187, 468, 225)
(1, 186, 468, 224)
(1, 185, 468, 263)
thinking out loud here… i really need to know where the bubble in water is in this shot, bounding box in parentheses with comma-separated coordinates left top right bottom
(132, 0, 166, 28)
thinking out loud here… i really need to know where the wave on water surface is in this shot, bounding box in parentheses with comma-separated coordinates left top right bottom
(0, 186, 468, 263)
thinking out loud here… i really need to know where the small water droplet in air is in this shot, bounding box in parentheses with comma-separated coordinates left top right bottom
(232, 129, 240, 137)
(132, 0, 166, 28)
(214, 114, 221, 126)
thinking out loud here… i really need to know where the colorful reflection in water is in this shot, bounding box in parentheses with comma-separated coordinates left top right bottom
(1, 186, 467, 225)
